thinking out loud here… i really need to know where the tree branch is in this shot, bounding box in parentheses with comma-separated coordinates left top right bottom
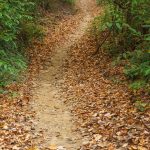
(93, 30, 111, 55)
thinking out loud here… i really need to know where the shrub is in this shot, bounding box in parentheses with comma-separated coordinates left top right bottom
(18, 22, 44, 46)
(95, 0, 150, 91)
(0, 50, 26, 87)
(63, 0, 75, 5)
(34, 0, 52, 10)
(0, 0, 41, 87)
(96, 0, 150, 53)
(124, 50, 150, 90)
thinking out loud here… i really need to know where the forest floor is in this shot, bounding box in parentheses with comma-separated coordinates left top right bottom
(30, 0, 98, 149)
(0, 0, 149, 150)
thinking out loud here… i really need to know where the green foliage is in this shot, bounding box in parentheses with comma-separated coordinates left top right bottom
(0, 50, 26, 86)
(95, 0, 150, 91)
(0, 0, 75, 87)
(0, 0, 34, 50)
(34, 0, 75, 10)
(124, 51, 150, 79)
(0, 0, 43, 87)
(124, 50, 150, 90)
(34, 0, 52, 10)
(63, 0, 75, 5)
(96, 0, 150, 52)
(19, 22, 44, 45)
(134, 100, 148, 112)
(129, 81, 146, 90)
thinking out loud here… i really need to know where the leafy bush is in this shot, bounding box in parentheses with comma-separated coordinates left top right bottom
(34, 0, 75, 11)
(0, 50, 26, 87)
(0, 1, 33, 50)
(96, 0, 150, 53)
(0, 0, 76, 87)
(0, 0, 42, 87)
(18, 22, 43, 46)
(124, 50, 150, 90)
(63, 0, 75, 5)
(34, 0, 52, 10)
(95, 0, 150, 91)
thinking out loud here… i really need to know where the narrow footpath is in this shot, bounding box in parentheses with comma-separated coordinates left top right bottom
(31, 0, 99, 149)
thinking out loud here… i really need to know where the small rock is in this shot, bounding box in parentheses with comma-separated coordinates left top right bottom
(82, 140, 90, 145)
(93, 134, 102, 141)
(93, 113, 98, 117)
(122, 143, 128, 147)
(57, 146, 66, 150)
(12, 146, 20, 150)
(104, 113, 112, 118)
(3, 125, 9, 130)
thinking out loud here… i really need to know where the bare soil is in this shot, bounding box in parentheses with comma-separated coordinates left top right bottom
(31, 0, 99, 149)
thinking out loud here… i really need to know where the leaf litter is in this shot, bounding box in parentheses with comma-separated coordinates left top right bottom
(0, 0, 149, 150)
(63, 29, 150, 149)
(0, 3, 84, 149)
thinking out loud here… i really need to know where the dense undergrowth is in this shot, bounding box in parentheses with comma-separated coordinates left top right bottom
(0, 0, 74, 89)
(95, 0, 150, 93)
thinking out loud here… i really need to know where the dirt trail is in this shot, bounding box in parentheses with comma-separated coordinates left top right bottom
(31, 0, 98, 149)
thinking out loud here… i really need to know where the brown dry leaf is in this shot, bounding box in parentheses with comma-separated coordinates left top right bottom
(1, 1, 149, 150)
(138, 146, 147, 150)
(108, 144, 115, 150)
(63, 27, 150, 150)
(27, 146, 39, 150)
(49, 144, 57, 150)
